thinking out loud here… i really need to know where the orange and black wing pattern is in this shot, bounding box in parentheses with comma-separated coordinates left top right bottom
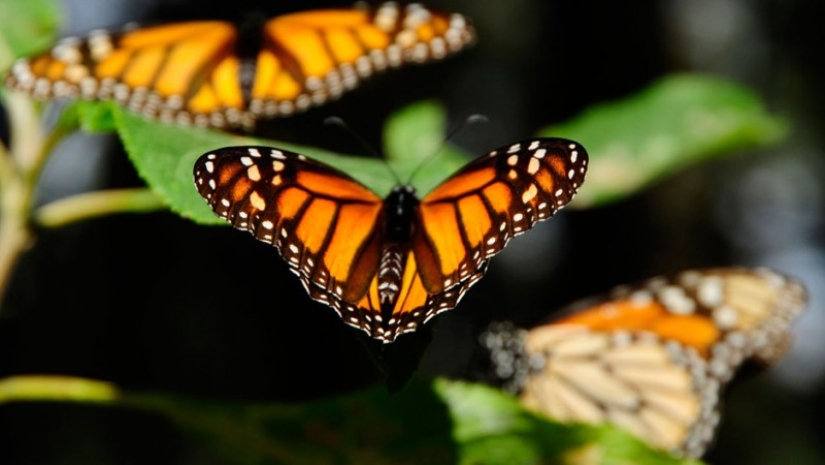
(5, 3, 475, 129)
(193, 146, 385, 304)
(414, 138, 588, 294)
(483, 267, 807, 458)
(193, 138, 588, 343)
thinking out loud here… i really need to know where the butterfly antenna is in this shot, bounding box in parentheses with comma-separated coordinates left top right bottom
(406, 114, 489, 185)
(325, 116, 402, 185)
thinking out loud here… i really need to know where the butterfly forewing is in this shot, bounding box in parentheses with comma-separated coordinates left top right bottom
(194, 146, 384, 302)
(415, 138, 588, 293)
(5, 3, 475, 129)
(484, 267, 807, 458)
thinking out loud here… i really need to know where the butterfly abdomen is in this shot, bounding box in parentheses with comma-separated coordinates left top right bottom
(376, 186, 419, 320)
(377, 244, 406, 317)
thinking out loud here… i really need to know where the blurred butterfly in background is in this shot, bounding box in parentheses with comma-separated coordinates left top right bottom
(482, 267, 807, 458)
(4, 2, 475, 129)
(193, 138, 588, 342)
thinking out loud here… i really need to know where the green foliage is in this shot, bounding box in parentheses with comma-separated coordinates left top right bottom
(540, 74, 788, 207)
(126, 380, 457, 465)
(382, 100, 472, 194)
(62, 75, 788, 226)
(71, 101, 473, 225)
(0, 375, 700, 465)
(155, 379, 702, 465)
(0, 0, 60, 70)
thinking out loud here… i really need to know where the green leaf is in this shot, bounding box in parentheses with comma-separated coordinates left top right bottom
(434, 380, 700, 465)
(0, 375, 701, 465)
(149, 379, 701, 465)
(110, 106, 250, 225)
(383, 100, 473, 195)
(90, 104, 394, 225)
(128, 379, 459, 465)
(58, 100, 120, 133)
(78, 101, 472, 226)
(540, 74, 789, 208)
(0, 0, 60, 71)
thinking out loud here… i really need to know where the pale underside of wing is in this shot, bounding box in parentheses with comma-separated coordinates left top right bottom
(495, 267, 806, 458)
(520, 325, 716, 458)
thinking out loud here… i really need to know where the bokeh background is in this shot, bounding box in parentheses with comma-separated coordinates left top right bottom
(1, 0, 824, 463)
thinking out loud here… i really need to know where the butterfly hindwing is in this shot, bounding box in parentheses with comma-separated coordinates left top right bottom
(193, 146, 384, 302)
(5, 3, 475, 129)
(484, 267, 807, 458)
(415, 138, 588, 293)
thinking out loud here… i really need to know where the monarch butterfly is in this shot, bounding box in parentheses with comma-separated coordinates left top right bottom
(193, 138, 588, 342)
(482, 267, 806, 458)
(4, 3, 475, 129)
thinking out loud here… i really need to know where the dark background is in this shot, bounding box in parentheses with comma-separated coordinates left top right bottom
(2, 0, 824, 463)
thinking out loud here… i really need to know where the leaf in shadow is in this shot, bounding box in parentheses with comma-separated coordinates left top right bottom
(0, 376, 704, 465)
(540, 73, 788, 208)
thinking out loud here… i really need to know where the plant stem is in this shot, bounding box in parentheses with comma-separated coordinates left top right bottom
(34, 187, 166, 228)
(0, 375, 119, 404)
(0, 95, 169, 309)
(0, 93, 53, 304)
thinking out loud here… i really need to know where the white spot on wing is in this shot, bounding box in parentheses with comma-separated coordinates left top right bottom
(527, 157, 540, 175)
(247, 165, 261, 181)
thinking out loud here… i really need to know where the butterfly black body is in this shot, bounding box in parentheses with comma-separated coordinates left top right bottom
(376, 186, 420, 321)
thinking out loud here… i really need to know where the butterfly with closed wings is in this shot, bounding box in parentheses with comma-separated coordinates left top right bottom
(194, 138, 588, 342)
(4, 3, 474, 129)
(483, 267, 807, 458)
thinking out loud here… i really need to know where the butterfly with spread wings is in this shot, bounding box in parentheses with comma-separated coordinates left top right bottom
(193, 138, 588, 342)
(4, 3, 474, 129)
(483, 267, 807, 458)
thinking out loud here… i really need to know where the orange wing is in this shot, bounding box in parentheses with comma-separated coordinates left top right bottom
(193, 146, 385, 303)
(415, 138, 588, 293)
(484, 267, 807, 458)
(5, 3, 475, 129)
